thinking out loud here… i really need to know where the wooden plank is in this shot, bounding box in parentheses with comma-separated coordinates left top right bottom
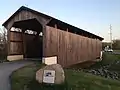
(9, 42, 23, 55)
(8, 28, 10, 55)
(22, 30, 26, 57)
(45, 26, 102, 67)
(10, 31, 22, 41)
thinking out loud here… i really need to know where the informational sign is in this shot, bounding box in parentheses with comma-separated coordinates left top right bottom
(43, 70, 55, 83)
(42, 56, 57, 65)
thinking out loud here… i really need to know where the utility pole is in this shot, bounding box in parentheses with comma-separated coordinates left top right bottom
(109, 24, 112, 49)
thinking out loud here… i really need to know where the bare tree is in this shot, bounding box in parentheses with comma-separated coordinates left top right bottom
(0, 27, 7, 60)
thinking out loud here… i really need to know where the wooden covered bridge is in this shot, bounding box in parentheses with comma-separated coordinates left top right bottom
(2, 6, 103, 67)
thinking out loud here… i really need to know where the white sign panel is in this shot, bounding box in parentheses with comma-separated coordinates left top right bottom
(42, 56, 57, 65)
(43, 70, 55, 83)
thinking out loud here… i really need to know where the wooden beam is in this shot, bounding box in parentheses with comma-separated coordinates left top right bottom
(10, 40, 23, 42)
(54, 24, 57, 28)
(22, 29, 26, 58)
(67, 28, 68, 32)
(7, 27, 11, 55)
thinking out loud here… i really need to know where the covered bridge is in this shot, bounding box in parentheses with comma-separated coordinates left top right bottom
(2, 6, 103, 67)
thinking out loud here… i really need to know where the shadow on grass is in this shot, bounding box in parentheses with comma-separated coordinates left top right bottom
(28, 79, 69, 90)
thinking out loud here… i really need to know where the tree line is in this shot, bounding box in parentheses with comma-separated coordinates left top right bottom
(0, 27, 7, 60)
(102, 39, 120, 50)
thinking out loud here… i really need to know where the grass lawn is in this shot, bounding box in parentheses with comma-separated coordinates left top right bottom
(89, 52, 120, 69)
(11, 60, 120, 90)
(113, 50, 120, 53)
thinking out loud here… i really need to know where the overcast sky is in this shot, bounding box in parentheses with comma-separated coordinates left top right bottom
(0, 0, 120, 42)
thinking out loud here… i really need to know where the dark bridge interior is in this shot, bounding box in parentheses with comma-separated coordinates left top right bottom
(13, 18, 43, 59)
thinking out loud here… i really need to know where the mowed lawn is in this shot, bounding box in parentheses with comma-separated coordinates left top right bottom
(11, 61, 120, 90)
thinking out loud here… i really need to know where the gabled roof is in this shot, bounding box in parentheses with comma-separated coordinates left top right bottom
(2, 6, 103, 40)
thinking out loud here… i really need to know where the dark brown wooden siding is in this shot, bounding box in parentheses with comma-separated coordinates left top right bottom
(9, 31, 23, 55)
(9, 31, 43, 57)
(44, 26, 102, 67)
(5, 10, 50, 30)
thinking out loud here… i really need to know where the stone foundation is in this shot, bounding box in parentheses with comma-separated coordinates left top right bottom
(7, 55, 24, 61)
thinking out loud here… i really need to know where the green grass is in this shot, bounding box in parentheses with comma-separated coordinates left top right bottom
(113, 50, 120, 53)
(11, 61, 120, 90)
(89, 52, 120, 69)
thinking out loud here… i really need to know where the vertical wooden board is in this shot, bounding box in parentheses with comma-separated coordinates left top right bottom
(44, 26, 47, 57)
(68, 32, 71, 65)
(93, 39, 96, 59)
(61, 31, 65, 66)
(64, 31, 67, 66)
(62, 30, 66, 66)
(67, 32, 71, 66)
(45, 26, 50, 56)
(92, 39, 94, 59)
(58, 30, 63, 66)
(46, 26, 50, 56)
(10, 42, 23, 54)
(96, 40, 98, 58)
(86, 37, 88, 61)
(57, 29, 60, 65)
(57, 28, 59, 64)
(50, 28, 55, 56)
(91, 39, 94, 59)
(91, 39, 94, 60)
(62, 31, 65, 66)
(54, 27, 58, 55)
(97, 40, 99, 57)
(74, 35, 77, 63)
(89, 38, 92, 60)
(10, 32, 22, 41)
(51, 28, 54, 55)
(64, 31, 68, 66)
(76, 35, 79, 62)
(98, 41, 100, 53)
(49, 28, 53, 55)
(94, 39, 97, 59)
(96, 39, 98, 58)
(72, 33, 75, 64)
(69, 32, 73, 65)
(49, 27, 58, 56)
(83, 37, 86, 61)
(93, 39, 95, 59)
(80, 36, 83, 61)
(86, 37, 89, 61)
(79, 35, 82, 62)
(85, 37, 87, 60)
(94, 39, 96, 58)
(89, 38, 91, 60)
(66, 31, 69, 66)
(90, 38, 92, 60)
(76, 35, 79, 63)
(82, 36, 85, 61)
(87, 38, 90, 60)
(45, 27, 48, 56)
(98, 40, 101, 57)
